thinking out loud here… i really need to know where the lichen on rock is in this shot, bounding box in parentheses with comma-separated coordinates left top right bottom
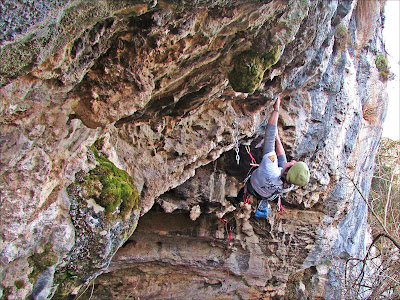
(67, 137, 142, 222)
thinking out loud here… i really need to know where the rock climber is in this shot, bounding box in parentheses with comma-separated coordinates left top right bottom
(227, 97, 310, 217)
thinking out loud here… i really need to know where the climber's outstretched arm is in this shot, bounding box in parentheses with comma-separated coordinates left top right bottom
(267, 97, 280, 126)
(262, 98, 281, 156)
(275, 133, 285, 157)
(276, 132, 288, 168)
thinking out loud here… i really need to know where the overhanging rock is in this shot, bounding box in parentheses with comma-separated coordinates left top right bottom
(0, 0, 388, 299)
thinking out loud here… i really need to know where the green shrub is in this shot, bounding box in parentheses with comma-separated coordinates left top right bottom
(334, 23, 352, 50)
(375, 55, 391, 81)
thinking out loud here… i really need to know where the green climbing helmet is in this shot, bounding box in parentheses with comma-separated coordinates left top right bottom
(286, 162, 310, 186)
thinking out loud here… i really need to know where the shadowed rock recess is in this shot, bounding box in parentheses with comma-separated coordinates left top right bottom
(0, 0, 389, 299)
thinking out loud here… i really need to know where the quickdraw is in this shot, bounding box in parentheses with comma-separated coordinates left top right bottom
(242, 184, 251, 204)
(245, 145, 259, 167)
(232, 118, 259, 168)
(220, 218, 232, 257)
(220, 217, 232, 279)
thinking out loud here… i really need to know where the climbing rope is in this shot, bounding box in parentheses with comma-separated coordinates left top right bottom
(220, 192, 283, 278)
(222, 115, 285, 275)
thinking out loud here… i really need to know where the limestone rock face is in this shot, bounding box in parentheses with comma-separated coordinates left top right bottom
(0, 0, 388, 299)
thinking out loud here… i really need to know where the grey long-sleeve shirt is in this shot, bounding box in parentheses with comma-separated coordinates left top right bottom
(250, 124, 294, 198)
(262, 124, 287, 167)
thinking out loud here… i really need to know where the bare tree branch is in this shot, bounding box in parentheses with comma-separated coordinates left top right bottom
(384, 171, 395, 228)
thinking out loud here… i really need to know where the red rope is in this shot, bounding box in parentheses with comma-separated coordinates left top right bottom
(243, 193, 250, 204)
(277, 196, 284, 215)
(278, 204, 284, 215)
(220, 218, 232, 245)
(227, 230, 232, 242)
(220, 217, 227, 227)
(220, 218, 232, 278)
(220, 218, 232, 243)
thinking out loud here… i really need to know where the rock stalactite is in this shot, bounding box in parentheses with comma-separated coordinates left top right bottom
(0, 0, 388, 299)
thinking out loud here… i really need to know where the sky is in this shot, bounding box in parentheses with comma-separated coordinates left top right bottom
(382, 0, 400, 141)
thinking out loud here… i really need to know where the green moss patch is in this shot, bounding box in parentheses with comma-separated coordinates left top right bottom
(27, 243, 58, 284)
(52, 269, 81, 300)
(81, 144, 140, 219)
(375, 55, 391, 81)
(228, 46, 280, 94)
(14, 280, 25, 290)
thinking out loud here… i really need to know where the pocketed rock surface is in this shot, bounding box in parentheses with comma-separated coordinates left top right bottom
(0, 0, 388, 299)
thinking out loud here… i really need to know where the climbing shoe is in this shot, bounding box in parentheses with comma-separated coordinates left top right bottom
(255, 199, 271, 219)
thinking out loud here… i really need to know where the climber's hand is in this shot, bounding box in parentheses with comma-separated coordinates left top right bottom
(273, 97, 280, 111)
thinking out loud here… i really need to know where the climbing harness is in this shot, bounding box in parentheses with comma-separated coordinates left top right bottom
(242, 144, 284, 219)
